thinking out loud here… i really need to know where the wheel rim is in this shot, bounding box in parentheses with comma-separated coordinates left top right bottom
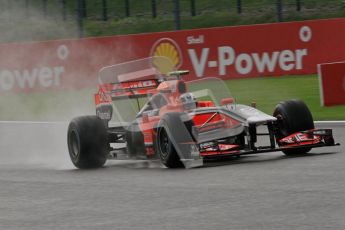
(158, 128, 170, 159)
(69, 130, 80, 159)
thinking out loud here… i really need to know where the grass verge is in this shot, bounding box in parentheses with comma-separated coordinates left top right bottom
(0, 74, 344, 121)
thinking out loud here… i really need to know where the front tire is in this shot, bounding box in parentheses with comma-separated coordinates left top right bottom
(67, 116, 108, 169)
(273, 99, 314, 156)
(156, 113, 194, 168)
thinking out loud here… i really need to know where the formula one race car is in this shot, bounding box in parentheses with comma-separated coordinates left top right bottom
(67, 57, 339, 169)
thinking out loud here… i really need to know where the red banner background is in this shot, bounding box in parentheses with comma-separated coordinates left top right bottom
(0, 18, 344, 93)
(318, 61, 345, 107)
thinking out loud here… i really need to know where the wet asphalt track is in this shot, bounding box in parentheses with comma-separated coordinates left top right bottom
(0, 122, 344, 230)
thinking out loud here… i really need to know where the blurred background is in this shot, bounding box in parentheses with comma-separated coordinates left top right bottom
(0, 0, 344, 121)
(0, 0, 344, 43)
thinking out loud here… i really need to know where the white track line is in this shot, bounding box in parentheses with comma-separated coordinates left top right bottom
(0, 121, 68, 124)
(315, 121, 345, 124)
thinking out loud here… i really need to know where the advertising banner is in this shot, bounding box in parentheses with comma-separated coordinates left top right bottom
(318, 61, 345, 106)
(0, 18, 344, 94)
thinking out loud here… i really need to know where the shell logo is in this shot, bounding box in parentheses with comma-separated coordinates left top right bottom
(150, 38, 183, 73)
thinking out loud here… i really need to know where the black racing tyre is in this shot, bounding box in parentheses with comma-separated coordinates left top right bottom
(156, 113, 194, 168)
(125, 122, 146, 158)
(273, 99, 314, 156)
(67, 116, 108, 169)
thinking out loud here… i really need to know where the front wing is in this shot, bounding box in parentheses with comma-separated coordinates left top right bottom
(197, 128, 339, 158)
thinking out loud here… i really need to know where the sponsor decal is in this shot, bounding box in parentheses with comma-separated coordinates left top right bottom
(113, 80, 157, 90)
(299, 26, 312, 42)
(0, 44, 68, 91)
(187, 26, 312, 77)
(57, 44, 69, 60)
(199, 141, 216, 150)
(281, 133, 311, 144)
(225, 104, 236, 111)
(150, 38, 183, 72)
(96, 110, 112, 120)
(188, 47, 308, 77)
(96, 103, 113, 120)
(0, 66, 65, 91)
(187, 35, 204, 45)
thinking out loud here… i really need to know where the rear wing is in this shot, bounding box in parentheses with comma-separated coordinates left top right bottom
(95, 80, 162, 107)
(96, 68, 161, 103)
(97, 69, 191, 101)
(95, 57, 175, 104)
(95, 57, 193, 105)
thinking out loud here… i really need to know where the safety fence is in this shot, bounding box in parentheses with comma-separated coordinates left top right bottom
(0, 0, 344, 39)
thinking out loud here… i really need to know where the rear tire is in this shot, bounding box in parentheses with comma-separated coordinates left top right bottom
(67, 116, 108, 169)
(273, 99, 314, 156)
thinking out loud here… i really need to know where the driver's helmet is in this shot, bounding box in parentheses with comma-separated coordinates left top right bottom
(179, 92, 197, 111)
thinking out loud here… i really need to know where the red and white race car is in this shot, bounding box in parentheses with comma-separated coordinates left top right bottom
(67, 57, 339, 169)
